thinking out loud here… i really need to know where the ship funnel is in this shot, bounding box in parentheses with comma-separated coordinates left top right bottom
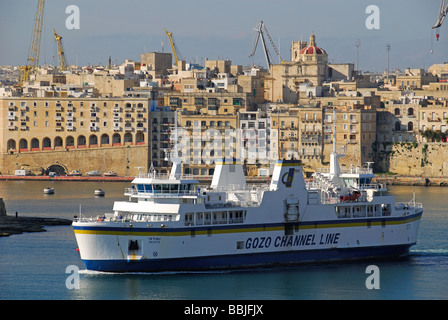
(211, 159, 247, 190)
(270, 160, 305, 191)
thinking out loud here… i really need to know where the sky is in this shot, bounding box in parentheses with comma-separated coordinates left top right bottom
(1, 0, 447, 73)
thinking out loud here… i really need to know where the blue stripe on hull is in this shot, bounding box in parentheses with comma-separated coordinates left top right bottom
(82, 244, 414, 273)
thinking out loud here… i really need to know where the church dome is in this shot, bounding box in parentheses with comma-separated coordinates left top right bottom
(300, 33, 326, 55)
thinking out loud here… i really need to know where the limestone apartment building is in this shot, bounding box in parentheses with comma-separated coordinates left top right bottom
(0, 96, 152, 176)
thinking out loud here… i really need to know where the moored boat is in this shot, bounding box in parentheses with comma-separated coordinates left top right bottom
(44, 187, 54, 194)
(94, 189, 105, 196)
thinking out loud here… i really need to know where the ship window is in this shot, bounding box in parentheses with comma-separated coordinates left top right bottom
(144, 184, 153, 193)
(162, 184, 170, 193)
(170, 184, 179, 193)
(137, 184, 145, 192)
(153, 185, 161, 193)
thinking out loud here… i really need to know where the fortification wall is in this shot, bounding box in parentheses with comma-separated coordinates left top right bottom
(0, 145, 149, 177)
(376, 142, 448, 177)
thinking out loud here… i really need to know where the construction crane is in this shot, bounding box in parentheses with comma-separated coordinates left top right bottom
(53, 29, 67, 71)
(163, 27, 181, 66)
(20, 0, 46, 85)
(249, 21, 283, 70)
(433, 0, 448, 41)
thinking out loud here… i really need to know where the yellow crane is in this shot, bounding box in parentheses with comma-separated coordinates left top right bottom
(163, 27, 180, 66)
(53, 28, 67, 71)
(20, 0, 46, 85)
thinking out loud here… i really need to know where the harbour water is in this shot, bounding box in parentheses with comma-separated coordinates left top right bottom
(0, 180, 447, 300)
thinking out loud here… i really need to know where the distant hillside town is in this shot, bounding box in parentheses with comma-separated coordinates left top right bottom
(2, 31, 448, 178)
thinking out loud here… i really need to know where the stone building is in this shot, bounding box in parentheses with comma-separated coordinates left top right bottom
(0, 96, 150, 176)
(163, 91, 251, 176)
(265, 33, 328, 103)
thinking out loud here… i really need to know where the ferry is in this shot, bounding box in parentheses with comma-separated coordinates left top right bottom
(72, 147, 423, 272)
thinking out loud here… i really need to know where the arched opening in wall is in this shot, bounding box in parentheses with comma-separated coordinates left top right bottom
(7, 139, 16, 152)
(54, 136, 63, 148)
(66, 136, 75, 148)
(136, 132, 144, 144)
(112, 133, 121, 145)
(124, 132, 133, 144)
(78, 135, 87, 148)
(395, 121, 401, 131)
(19, 139, 28, 151)
(42, 137, 51, 149)
(407, 122, 413, 131)
(100, 134, 109, 145)
(31, 138, 40, 150)
(89, 134, 98, 147)
(45, 164, 67, 176)
(394, 108, 400, 116)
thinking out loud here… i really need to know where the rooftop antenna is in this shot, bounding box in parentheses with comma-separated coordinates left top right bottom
(355, 39, 361, 73)
(386, 44, 391, 82)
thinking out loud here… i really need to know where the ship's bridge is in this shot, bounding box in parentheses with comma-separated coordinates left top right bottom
(125, 172, 200, 198)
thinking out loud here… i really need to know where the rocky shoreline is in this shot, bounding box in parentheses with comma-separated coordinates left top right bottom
(0, 215, 72, 237)
(0, 198, 72, 237)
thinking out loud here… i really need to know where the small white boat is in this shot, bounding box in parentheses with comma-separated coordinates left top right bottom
(94, 189, 105, 196)
(44, 187, 54, 194)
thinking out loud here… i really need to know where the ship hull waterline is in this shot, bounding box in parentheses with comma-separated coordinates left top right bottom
(80, 244, 414, 273)
(74, 212, 422, 273)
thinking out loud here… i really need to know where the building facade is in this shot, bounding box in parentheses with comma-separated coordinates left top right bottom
(0, 96, 150, 175)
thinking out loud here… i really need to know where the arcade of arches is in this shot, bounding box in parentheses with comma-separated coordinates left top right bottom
(6, 132, 145, 153)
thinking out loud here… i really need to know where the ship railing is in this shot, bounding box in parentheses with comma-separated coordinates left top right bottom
(357, 183, 387, 191)
(124, 188, 199, 197)
(211, 184, 249, 192)
(73, 213, 115, 223)
(316, 167, 373, 175)
(135, 172, 195, 180)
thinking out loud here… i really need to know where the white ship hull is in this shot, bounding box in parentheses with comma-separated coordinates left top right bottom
(73, 211, 421, 272)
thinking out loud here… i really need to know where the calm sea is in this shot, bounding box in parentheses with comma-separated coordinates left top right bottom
(0, 180, 447, 301)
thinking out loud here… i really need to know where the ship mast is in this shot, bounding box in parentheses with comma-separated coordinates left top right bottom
(329, 106, 344, 183)
(168, 111, 182, 179)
